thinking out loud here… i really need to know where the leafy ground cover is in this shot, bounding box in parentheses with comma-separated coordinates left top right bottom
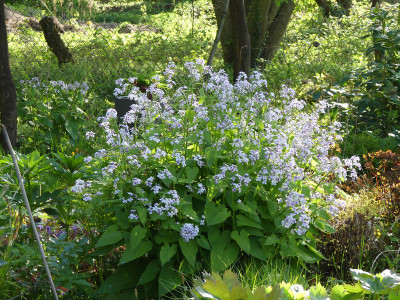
(1, 0, 400, 299)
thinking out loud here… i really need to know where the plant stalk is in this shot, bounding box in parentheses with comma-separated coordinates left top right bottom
(1, 124, 59, 300)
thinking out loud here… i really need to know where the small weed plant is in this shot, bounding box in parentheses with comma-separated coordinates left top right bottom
(68, 61, 361, 297)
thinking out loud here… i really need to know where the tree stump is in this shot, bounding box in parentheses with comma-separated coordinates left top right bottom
(39, 16, 74, 66)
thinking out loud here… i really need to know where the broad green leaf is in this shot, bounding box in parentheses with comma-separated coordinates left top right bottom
(265, 285, 282, 300)
(343, 283, 365, 294)
(267, 200, 278, 215)
(264, 234, 280, 246)
(119, 241, 152, 264)
(198, 272, 230, 299)
(210, 232, 239, 272)
(204, 202, 231, 226)
(236, 214, 262, 229)
(389, 293, 400, 300)
(158, 262, 182, 297)
(182, 203, 200, 222)
(136, 206, 147, 226)
(185, 166, 199, 182)
(310, 283, 328, 300)
(130, 226, 146, 250)
(249, 236, 270, 261)
(95, 225, 123, 248)
(160, 244, 177, 266)
(197, 235, 211, 250)
(231, 229, 250, 253)
(314, 220, 336, 233)
(179, 239, 198, 267)
(331, 284, 363, 300)
(97, 260, 145, 294)
(138, 260, 160, 286)
(205, 147, 218, 167)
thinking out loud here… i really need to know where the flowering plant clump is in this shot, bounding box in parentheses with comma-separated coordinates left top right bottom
(18, 78, 90, 152)
(74, 60, 360, 297)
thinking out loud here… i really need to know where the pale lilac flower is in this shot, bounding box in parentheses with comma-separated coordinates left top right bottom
(180, 223, 199, 242)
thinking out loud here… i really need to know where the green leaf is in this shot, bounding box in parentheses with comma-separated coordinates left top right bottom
(264, 234, 280, 246)
(119, 241, 152, 264)
(138, 260, 160, 286)
(160, 244, 177, 267)
(158, 262, 182, 297)
(97, 260, 145, 294)
(231, 229, 250, 253)
(236, 214, 263, 229)
(136, 206, 147, 226)
(310, 283, 329, 300)
(314, 220, 335, 234)
(267, 200, 278, 215)
(205, 147, 218, 167)
(197, 235, 211, 250)
(182, 203, 200, 222)
(249, 236, 272, 261)
(210, 231, 239, 272)
(95, 225, 123, 248)
(185, 166, 199, 182)
(204, 202, 231, 226)
(179, 239, 198, 267)
(389, 293, 400, 300)
(331, 285, 362, 300)
(0, 259, 8, 267)
(130, 226, 146, 250)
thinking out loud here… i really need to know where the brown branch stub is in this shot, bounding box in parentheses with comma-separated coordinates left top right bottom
(39, 16, 74, 66)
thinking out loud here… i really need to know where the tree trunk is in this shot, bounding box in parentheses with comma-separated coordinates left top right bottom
(315, 0, 333, 18)
(262, 0, 295, 61)
(210, 0, 294, 78)
(247, 0, 273, 66)
(0, 0, 17, 151)
(229, 0, 251, 80)
(39, 16, 74, 66)
(211, 0, 234, 67)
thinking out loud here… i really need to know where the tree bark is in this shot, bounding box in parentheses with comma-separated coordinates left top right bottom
(229, 0, 251, 80)
(262, 0, 295, 62)
(247, 0, 273, 66)
(39, 16, 74, 66)
(315, 0, 333, 18)
(208, 0, 230, 66)
(0, 0, 18, 151)
(211, 0, 234, 67)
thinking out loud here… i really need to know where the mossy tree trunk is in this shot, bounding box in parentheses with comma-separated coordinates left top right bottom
(211, 0, 295, 80)
(0, 0, 17, 151)
(39, 16, 74, 66)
